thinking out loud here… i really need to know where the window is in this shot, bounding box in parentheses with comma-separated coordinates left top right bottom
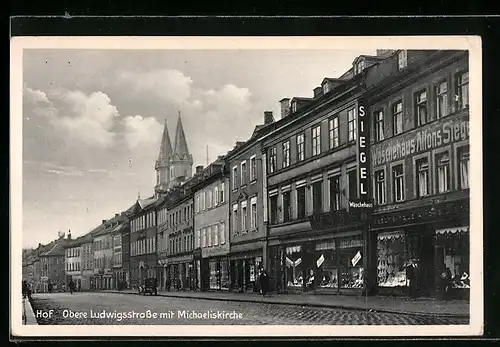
(323, 82, 330, 94)
(195, 229, 200, 248)
(312, 181, 323, 214)
(436, 81, 449, 118)
(348, 169, 358, 200)
(232, 166, 238, 190)
(250, 197, 257, 229)
(282, 191, 291, 222)
(436, 152, 451, 193)
(415, 89, 428, 126)
(269, 147, 277, 173)
(455, 71, 469, 110)
(355, 59, 365, 74)
(392, 164, 405, 202)
(202, 228, 207, 248)
(416, 158, 429, 198)
(296, 133, 305, 162)
(291, 101, 297, 113)
(213, 224, 219, 246)
(328, 116, 340, 149)
(458, 146, 470, 189)
(241, 161, 247, 186)
(269, 195, 278, 224)
(312, 125, 321, 156)
(392, 101, 403, 135)
(207, 190, 213, 209)
(348, 108, 356, 142)
(282, 141, 290, 168)
(220, 222, 226, 245)
(297, 186, 306, 219)
(232, 204, 238, 235)
(219, 182, 225, 203)
(397, 50, 407, 70)
(374, 170, 386, 205)
(374, 110, 384, 142)
(241, 201, 248, 231)
(250, 155, 257, 182)
(208, 225, 212, 247)
(329, 175, 341, 211)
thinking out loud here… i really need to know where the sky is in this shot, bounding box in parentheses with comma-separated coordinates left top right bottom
(22, 48, 376, 248)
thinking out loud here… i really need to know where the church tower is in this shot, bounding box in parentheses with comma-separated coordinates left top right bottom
(169, 111, 193, 188)
(154, 118, 173, 196)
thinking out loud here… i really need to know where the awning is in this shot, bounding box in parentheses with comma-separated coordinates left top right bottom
(378, 230, 405, 240)
(435, 226, 469, 235)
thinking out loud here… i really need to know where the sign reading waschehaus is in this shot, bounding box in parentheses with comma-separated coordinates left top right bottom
(371, 113, 470, 167)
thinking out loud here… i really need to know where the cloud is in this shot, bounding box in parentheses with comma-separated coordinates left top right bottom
(116, 69, 194, 105)
(121, 115, 163, 150)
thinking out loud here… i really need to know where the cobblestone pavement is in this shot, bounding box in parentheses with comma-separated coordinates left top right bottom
(30, 292, 469, 325)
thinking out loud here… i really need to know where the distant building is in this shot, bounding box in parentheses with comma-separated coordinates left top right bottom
(92, 219, 116, 290)
(39, 232, 69, 292)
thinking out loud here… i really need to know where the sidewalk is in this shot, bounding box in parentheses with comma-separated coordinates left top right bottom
(22, 297, 38, 325)
(100, 289, 469, 318)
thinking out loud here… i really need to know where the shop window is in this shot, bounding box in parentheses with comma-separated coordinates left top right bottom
(296, 186, 306, 219)
(392, 101, 403, 136)
(282, 140, 290, 168)
(283, 191, 292, 222)
(329, 175, 341, 211)
(220, 260, 229, 291)
(296, 133, 305, 162)
(455, 70, 469, 110)
(374, 169, 386, 205)
(316, 241, 338, 288)
(436, 80, 449, 118)
(392, 164, 405, 202)
(415, 89, 428, 127)
(269, 147, 277, 173)
(285, 246, 303, 288)
(312, 125, 321, 156)
(348, 108, 356, 142)
(436, 151, 451, 193)
(328, 116, 340, 149)
(374, 109, 384, 142)
(269, 195, 278, 224)
(209, 260, 221, 290)
(311, 181, 323, 214)
(458, 146, 470, 190)
(348, 169, 358, 200)
(435, 228, 470, 289)
(416, 157, 429, 198)
(338, 236, 364, 288)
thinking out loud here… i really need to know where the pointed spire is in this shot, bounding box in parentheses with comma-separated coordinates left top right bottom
(158, 117, 173, 161)
(173, 111, 190, 157)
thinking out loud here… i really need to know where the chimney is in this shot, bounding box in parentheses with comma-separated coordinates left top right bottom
(67, 230, 72, 240)
(279, 98, 290, 118)
(264, 111, 274, 125)
(196, 165, 204, 174)
(102, 219, 106, 224)
(115, 213, 119, 217)
(376, 49, 396, 57)
(313, 86, 322, 98)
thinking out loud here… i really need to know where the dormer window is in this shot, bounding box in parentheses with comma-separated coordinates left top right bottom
(322, 82, 330, 94)
(398, 50, 408, 70)
(355, 59, 365, 75)
(291, 101, 298, 113)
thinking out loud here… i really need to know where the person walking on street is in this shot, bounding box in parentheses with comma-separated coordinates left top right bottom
(68, 279, 75, 294)
(259, 268, 269, 297)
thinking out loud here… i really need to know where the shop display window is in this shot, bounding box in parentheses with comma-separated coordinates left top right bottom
(285, 245, 303, 288)
(435, 228, 470, 289)
(338, 245, 364, 288)
(209, 260, 220, 290)
(220, 260, 229, 290)
(377, 231, 407, 287)
(315, 241, 338, 288)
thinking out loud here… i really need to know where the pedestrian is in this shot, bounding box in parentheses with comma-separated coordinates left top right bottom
(68, 279, 75, 294)
(259, 268, 269, 297)
(406, 260, 417, 298)
(22, 280, 28, 299)
(48, 281, 53, 294)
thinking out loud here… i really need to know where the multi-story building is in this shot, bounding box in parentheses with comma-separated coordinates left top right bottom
(79, 233, 94, 291)
(64, 232, 83, 289)
(365, 49, 470, 298)
(93, 219, 115, 290)
(261, 62, 371, 294)
(40, 232, 69, 291)
(121, 203, 136, 289)
(156, 195, 169, 290)
(164, 181, 196, 291)
(129, 198, 158, 288)
(226, 111, 275, 293)
(192, 158, 230, 291)
(111, 213, 129, 290)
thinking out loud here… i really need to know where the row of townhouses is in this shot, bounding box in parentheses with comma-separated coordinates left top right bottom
(23, 49, 470, 299)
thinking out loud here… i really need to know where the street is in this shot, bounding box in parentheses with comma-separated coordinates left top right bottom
(30, 292, 468, 325)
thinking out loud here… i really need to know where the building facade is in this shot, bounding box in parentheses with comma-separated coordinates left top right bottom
(80, 233, 94, 291)
(192, 159, 230, 291)
(64, 233, 82, 290)
(226, 112, 275, 293)
(156, 196, 169, 291)
(129, 198, 158, 289)
(365, 49, 470, 298)
(40, 233, 69, 292)
(93, 220, 115, 290)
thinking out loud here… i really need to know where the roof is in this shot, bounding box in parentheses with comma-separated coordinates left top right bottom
(173, 111, 190, 157)
(138, 197, 158, 210)
(321, 77, 348, 85)
(157, 118, 173, 161)
(42, 238, 69, 257)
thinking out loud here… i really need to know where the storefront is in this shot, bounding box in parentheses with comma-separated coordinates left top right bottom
(228, 251, 263, 293)
(270, 232, 365, 294)
(208, 257, 230, 291)
(167, 255, 194, 291)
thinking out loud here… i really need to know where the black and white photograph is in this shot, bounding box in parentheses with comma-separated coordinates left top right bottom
(11, 36, 482, 337)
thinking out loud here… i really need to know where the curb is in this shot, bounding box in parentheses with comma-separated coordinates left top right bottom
(23, 297, 38, 325)
(99, 290, 469, 319)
